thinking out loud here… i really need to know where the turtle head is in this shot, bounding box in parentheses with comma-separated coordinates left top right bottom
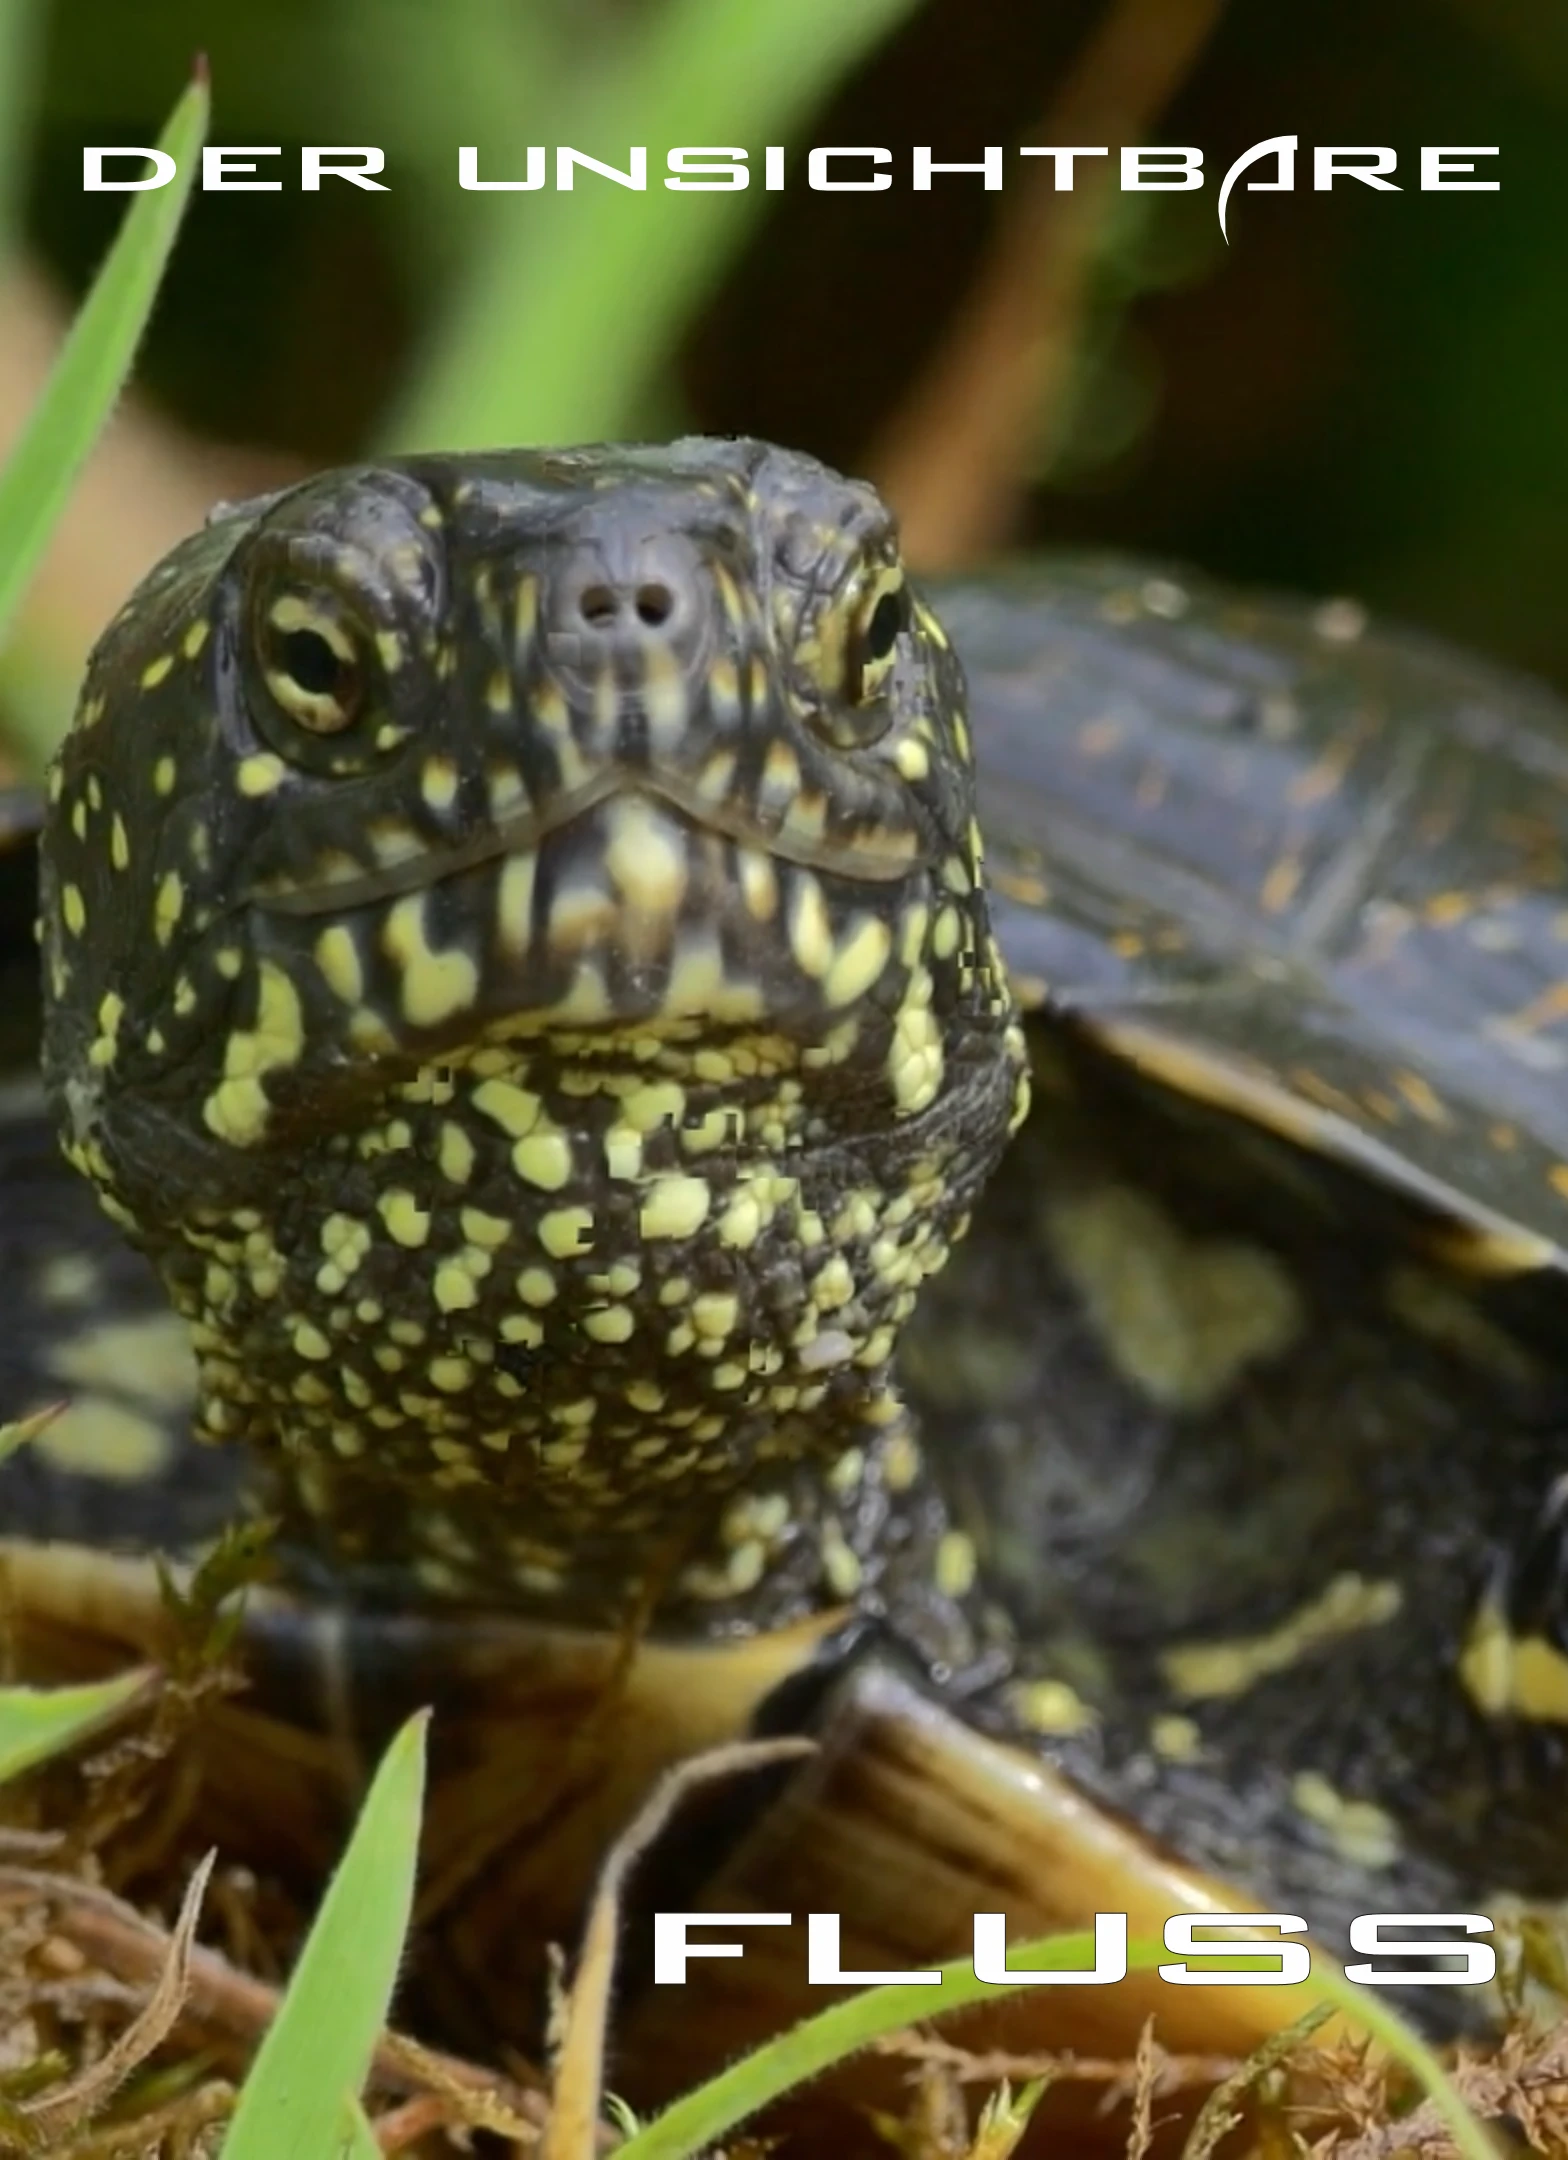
(39, 440, 1027, 1616)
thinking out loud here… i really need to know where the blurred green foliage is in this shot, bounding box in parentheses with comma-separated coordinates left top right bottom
(0, 64, 203, 683)
(0, 0, 43, 256)
(22, 0, 923, 454)
(12, 0, 1568, 689)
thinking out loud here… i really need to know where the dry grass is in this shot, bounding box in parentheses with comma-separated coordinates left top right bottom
(0, 1643, 1558, 2160)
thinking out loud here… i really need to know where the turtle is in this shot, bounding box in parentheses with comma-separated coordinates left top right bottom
(5, 436, 1568, 2115)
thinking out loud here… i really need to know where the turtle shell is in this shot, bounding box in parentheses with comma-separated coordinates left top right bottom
(944, 557, 1568, 1271)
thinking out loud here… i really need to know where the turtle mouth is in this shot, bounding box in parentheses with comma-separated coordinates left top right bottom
(256, 783, 930, 1049)
(253, 771, 925, 922)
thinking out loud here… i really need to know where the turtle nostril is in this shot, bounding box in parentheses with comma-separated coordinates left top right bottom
(578, 584, 621, 628)
(556, 539, 698, 652)
(573, 582, 677, 632)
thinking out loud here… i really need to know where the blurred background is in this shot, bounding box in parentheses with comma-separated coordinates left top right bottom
(1, 0, 1565, 770)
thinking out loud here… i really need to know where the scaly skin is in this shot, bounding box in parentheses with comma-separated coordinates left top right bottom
(38, 440, 1029, 1634)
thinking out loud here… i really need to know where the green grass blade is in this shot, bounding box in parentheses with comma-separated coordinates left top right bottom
(384, 0, 920, 452)
(615, 1931, 1170, 2160)
(0, 63, 207, 654)
(616, 1924, 1493, 2160)
(220, 1712, 427, 2160)
(337, 2096, 383, 2160)
(0, 1669, 153, 1781)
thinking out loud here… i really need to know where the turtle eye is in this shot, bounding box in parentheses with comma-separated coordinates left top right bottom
(259, 594, 366, 736)
(795, 558, 909, 752)
(845, 571, 909, 708)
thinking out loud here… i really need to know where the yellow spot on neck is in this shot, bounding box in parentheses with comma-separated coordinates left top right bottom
(472, 1078, 540, 1138)
(460, 1207, 510, 1248)
(438, 1122, 475, 1184)
(377, 1189, 431, 1247)
(539, 1206, 593, 1259)
(638, 1175, 710, 1241)
(292, 1320, 332, 1361)
(434, 1259, 481, 1312)
(513, 1131, 573, 1190)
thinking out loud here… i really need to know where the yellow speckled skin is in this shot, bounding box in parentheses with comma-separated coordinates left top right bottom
(38, 441, 1027, 1631)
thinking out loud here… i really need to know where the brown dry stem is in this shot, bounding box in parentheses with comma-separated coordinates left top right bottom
(0, 1850, 210, 2152)
(0, 1863, 542, 2151)
(541, 1735, 816, 2160)
(871, 2028, 1240, 2098)
(869, 0, 1225, 569)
